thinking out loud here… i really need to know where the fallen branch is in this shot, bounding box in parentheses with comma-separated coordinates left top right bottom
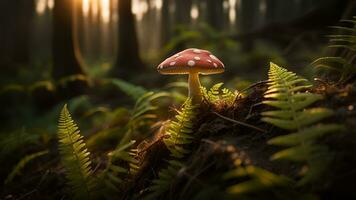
(212, 111, 267, 133)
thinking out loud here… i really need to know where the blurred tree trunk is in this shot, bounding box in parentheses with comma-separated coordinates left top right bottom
(265, 0, 278, 24)
(239, 0, 260, 50)
(52, 0, 85, 79)
(174, 0, 192, 25)
(206, 0, 224, 30)
(112, 0, 144, 79)
(161, 0, 171, 47)
(0, 0, 34, 74)
(52, 0, 87, 98)
(239, 0, 260, 32)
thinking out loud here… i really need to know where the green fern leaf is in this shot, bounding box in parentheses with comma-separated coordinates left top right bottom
(145, 99, 196, 199)
(268, 124, 344, 146)
(224, 166, 291, 196)
(58, 104, 94, 199)
(201, 83, 237, 105)
(99, 141, 137, 195)
(110, 78, 147, 100)
(164, 98, 197, 158)
(311, 16, 356, 82)
(262, 63, 342, 185)
(262, 63, 331, 130)
(144, 160, 184, 200)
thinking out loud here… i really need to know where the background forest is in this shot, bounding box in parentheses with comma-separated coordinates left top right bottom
(0, 0, 355, 199)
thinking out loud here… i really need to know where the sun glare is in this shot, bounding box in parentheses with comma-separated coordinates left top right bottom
(82, 0, 90, 17)
(190, 5, 199, 20)
(36, 0, 47, 15)
(82, 0, 111, 23)
(132, 0, 148, 21)
(101, 0, 110, 23)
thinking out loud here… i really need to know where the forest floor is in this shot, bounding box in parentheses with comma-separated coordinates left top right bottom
(121, 81, 356, 199)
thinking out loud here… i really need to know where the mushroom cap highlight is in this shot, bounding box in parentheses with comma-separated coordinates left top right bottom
(157, 48, 225, 75)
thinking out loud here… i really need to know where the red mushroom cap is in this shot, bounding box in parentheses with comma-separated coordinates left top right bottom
(157, 48, 225, 75)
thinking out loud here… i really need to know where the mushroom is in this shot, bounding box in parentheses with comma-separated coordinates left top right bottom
(157, 48, 225, 103)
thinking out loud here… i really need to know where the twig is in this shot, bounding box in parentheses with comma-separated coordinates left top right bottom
(245, 102, 264, 120)
(233, 80, 270, 105)
(212, 111, 267, 133)
(240, 80, 270, 93)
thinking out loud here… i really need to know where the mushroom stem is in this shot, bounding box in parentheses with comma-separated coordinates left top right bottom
(188, 72, 202, 103)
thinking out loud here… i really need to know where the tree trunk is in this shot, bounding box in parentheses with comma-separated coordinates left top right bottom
(113, 0, 144, 79)
(52, 0, 85, 80)
(265, 0, 278, 24)
(52, 0, 87, 98)
(174, 0, 192, 25)
(206, 0, 224, 30)
(161, 0, 171, 47)
(239, 0, 260, 32)
(0, 0, 34, 75)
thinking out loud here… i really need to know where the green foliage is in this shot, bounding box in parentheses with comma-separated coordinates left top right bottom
(224, 166, 291, 197)
(98, 140, 137, 195)
(145, 99, 196, 199)
(262, 63, 343, 185)
(57, 104, 94, 199)
(162, 24, 238, 57)
(262, 63, 331, 129)
(144, 160, 184, 200)
(310, 16, 356, 82)
(120, 91, 169, 145)
(110, 78, 147, 101)
(164, 99, 197, 158)
(0, 128, 41, 159)
(201, 83, 236, 105)
(5, 150, 48, 184)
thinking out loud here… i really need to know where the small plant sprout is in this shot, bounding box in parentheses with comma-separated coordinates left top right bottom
(157, 48, 225, 103)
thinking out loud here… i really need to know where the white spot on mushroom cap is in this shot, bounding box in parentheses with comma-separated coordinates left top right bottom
(158, 65, 163, 69)
(213, 63, 218, 68)
(188, 60, 195, 66)
(194, 56, 200, 61)
(207, 59, 212, 63)
(209, 54, 218, 60)
(170, 62, 176, 66)
(193, 49, 201, 53)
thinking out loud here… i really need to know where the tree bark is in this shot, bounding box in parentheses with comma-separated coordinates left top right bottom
(174, 0, 192, 25)
(52, 0, 85, 80)
(112, 0, 144, 79)
(161, 0, 171, 47)
(239, 0, 260, 32)
(206, 0, 224, 30)
(0, 0, 34, 72)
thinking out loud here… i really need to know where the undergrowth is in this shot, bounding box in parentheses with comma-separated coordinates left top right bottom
(1, 16, 355, 200)
(263, 63, 344, 185)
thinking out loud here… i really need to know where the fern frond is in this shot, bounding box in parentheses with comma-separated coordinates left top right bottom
(208, 82, 224, 102)
(110, 78, 147, 100)
(224, 166, 291, 196)
(262, 63, 343, 185)
(145, 99, 196, 199)
(120, 91, 169, 146)
(144, 160, 184, 200)
(5, 150, 48, 184)
(58, 104, 94, 199)
(268, 124, 344, 146)
(222, 88, 236, 104)
(311, 16, 356, 82)
(99, 140, 137, 193)
(201, 83, 237, 105)
(164, 98, 197, 158)
(262, 63, 330, 130)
